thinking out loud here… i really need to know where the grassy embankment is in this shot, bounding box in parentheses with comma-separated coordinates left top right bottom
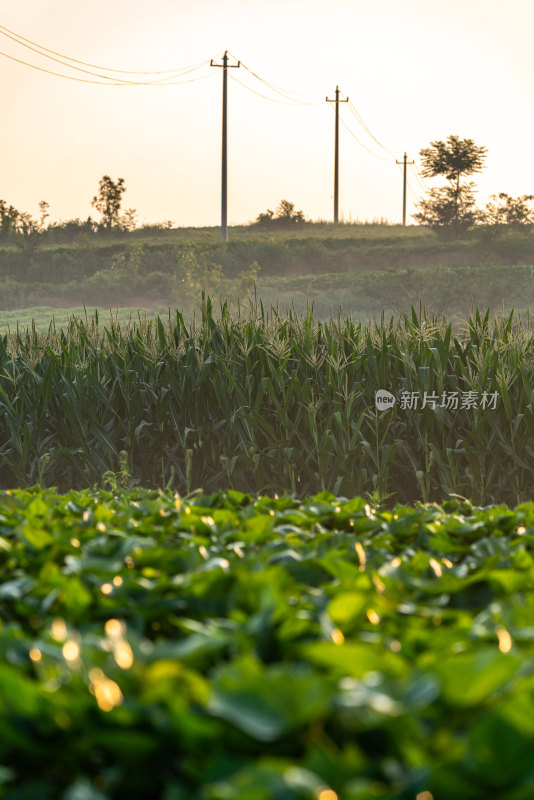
(1, 223, 533, 330)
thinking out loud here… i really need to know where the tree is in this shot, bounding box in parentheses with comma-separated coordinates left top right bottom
(255, 199, 305, 227)
(275, 199, 304, 223)
(119, 208, 137, 232)
(256, 208, 275, 226)
(0, 200, 49, 249)
(483, 193, 534, 228)
(413, 184, 480, 229)
(171, 244, 259, 309)
(413, 135, 487, 230)
(0, 200, 19, 239)
(16, 212, 39, 249)
(38, 200, 50, 232)
(91, 175, 126, 230)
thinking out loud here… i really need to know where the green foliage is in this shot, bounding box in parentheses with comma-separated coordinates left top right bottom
(173, 244, 224, 304)
(110, 243, 144, 281)
(118, 208, 137, 233)
(172, 244, 259, 309)
(0, 200, 50, 253)
(102, 450, 135, 491)
(3, 226, 534, 308)
(256, 199, 305, 228)
(15, 212, 42, 252)
(413, 183, 480, 232)
(0, 199, 19, 240)
(1, 487, 534, 797)
(415, 135, 488, 231)
(45, 217, 98, 243)
(484, 193, 534, 228)
(419, 135, 487, 184)
(0, 306, 171, 336)
(1, 303, 534, 506)
(91, 176, 126, 231)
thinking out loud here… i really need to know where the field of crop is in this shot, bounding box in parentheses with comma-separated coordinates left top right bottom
(255, 263, 534, 323)
(2, 265, 534, 798)
(0, 306, 170, 337)
(1, 486, 534, 799)
(1, 301, 534, 506)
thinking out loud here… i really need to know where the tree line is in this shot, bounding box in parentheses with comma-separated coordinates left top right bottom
(251, 136, 534, 233)
(254, 136, 534, 233)
(0, 176, 174, 249)
(0, 139, 532, 246)
(413, 134, 534, 232)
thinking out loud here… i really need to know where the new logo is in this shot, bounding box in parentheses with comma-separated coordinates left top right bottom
(375, 390, 396, 410)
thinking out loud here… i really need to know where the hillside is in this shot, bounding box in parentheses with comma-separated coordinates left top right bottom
(0, 223, 532, 327)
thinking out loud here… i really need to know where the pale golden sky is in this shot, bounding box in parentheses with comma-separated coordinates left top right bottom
(1, 0, 532, 227)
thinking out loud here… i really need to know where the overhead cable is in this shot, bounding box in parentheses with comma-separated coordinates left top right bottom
(0, 48, 214, 85)
(410, 162, 428, 193)
(0, 27, 210, 83)
(345, 98, 401, 158)
(336, 108, 391, 162)
(227, 52, 322, 106)
(228, 72, 310, 105)
(397, 162, 421, 200)
(0, 22, 207, 75)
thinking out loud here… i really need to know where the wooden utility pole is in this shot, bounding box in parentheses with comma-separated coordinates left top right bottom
(326, 86, 348, 223)
(396, 152, 415, 226)
(211, 51, 240, 242)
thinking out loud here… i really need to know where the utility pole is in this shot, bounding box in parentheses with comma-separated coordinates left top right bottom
(396, 152, 415, 226)
(211, 51, 240, 242)
(326, 86, 348, 224)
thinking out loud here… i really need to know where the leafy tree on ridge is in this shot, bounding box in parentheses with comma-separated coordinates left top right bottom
(91, 175, 126, 230)
(414, 135, 487, 231)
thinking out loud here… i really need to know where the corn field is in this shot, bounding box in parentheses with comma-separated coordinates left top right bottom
(1, 298, 533, 505)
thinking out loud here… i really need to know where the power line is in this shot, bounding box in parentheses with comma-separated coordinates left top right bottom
(1, 34, 425, 226)
(120, 65, 215, 86)
(226, 56, 404, 172)
(238, 64, 320, 105)
(1, 29, 411, 163)
(216, 53, 412, 175)
(0, 26, 210, 84)
(227, 51, 321, 105)
(232, 55, 407, 174)
(410, 162, 428, 193)
(346, 98, 400, 158)
(0, 49, 139, 84)
(234, 58, 406, 166)
(0, 22, 207, 76)
(406, 180, 421, 200)
(228, 72, 308, 105)
(0, 48, 214, 85)
(397, 162, 421, 201)
(336, 109, 391, 161)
